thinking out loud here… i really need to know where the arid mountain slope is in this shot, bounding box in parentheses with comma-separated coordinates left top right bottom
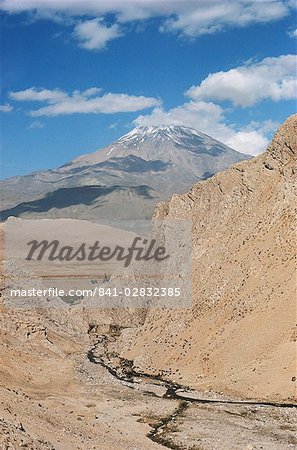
(0, 117, 295, 448)
(0, 126, 249, 221)
(116, 115, 297, 402)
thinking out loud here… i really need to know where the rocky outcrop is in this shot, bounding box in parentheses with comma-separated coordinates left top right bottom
(116, 115, 297, 402)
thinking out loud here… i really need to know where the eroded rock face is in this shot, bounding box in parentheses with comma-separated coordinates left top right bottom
(265, 114, 296, 167)
(116, 115, 297, 402)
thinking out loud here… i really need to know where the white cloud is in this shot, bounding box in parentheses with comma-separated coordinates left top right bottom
(225, 130, 268, 155)
(224, 120, 279, 154)
(161, 1, 289, 37)
(10, 87, 67, 102)
(0, 103, 13, 112)
(186, 54, 297, 107)
(9, 87, 161, 117)
(135, 101, 226, 135)
(135, 53, 293, 153)
(287, 28, 297, 37)
(134, 101, 276, 155)
(28, 121, 44, 129)
(0, 1, 294, 39)
(0, 0, 154, 18)
(73, 18, 121, 50)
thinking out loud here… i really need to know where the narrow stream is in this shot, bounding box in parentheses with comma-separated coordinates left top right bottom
(87, 337, 297, 409)
(87, 334, 297, 449)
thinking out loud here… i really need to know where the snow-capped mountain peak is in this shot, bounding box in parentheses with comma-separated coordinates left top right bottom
(0, 124, 251, 221)
(116, 125, 207, 146)
(58, 124, 247, 171)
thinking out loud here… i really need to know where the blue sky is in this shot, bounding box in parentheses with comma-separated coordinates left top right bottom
(0, 0, 296, 178)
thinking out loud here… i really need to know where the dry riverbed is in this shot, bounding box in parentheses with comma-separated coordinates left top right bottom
(0, 322, 296, 449)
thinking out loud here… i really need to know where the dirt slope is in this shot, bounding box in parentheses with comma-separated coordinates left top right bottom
(116, 115, 297, 402)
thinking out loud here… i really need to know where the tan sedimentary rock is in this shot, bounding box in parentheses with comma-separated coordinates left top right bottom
(117, 115, 297, 402)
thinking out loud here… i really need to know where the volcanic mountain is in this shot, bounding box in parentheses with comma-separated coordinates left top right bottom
(0, 126, 250, 221)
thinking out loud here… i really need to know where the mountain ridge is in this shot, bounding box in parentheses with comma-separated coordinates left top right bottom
(0, 125, 251, 220)
(65, 125, 245, 169)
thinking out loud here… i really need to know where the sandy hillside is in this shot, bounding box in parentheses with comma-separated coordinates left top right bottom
(115, 114, 297, 403)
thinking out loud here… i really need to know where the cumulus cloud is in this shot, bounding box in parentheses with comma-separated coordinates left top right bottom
(135, 101, 226, 135)
(224, 120, 280, 154)
(73, 18, 122, 50)
(161, 0, 289, 36)
(0, 103, 13, 112)
(9, 87, 160, 117)
(135, 103, 274, 151)
(134, 102, 276, 155)
(0, 0, 294, 40)
(136, 55, 294, 155)
(224, 130, 269, 155)
(186, 54, 297, 107)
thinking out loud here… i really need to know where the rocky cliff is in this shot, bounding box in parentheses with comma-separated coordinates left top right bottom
(116, 115, 297, 402)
